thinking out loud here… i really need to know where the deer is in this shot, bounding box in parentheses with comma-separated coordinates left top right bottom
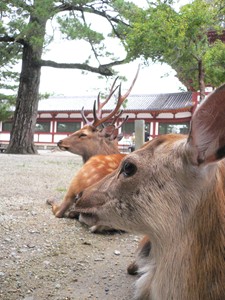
(74, 84, 225, 299)
(57, 69, 139, 163)
(47, 70, 139, 224)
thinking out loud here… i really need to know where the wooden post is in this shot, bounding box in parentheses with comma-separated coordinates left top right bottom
(135, 120, 145, 150)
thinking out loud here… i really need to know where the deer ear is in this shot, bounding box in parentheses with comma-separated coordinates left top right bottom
(99, 125, 116, 139)
(188, 84, 225, 165)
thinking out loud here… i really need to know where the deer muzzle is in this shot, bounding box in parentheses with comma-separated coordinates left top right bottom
(57, 140, 68, 151)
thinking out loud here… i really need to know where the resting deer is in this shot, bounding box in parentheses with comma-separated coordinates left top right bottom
(48, 71, 138, 222)
(75, 84, 225, 299)
(57, 69, 138, 163)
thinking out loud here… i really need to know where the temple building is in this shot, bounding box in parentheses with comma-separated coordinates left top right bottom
(0, 91, 201, 149)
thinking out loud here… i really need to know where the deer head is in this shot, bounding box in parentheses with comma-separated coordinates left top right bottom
(57, 69, 139, 162)
(75, 84, 225, 299)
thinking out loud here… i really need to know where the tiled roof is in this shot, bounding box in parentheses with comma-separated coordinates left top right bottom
(38, 92, 193, 113)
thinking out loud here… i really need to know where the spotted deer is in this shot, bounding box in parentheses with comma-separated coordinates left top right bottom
(75, 84, 225, 299)
(48, 71, 139, 222)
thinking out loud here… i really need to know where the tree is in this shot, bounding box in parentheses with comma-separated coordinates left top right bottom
(125, 0, 225, 101)
(0, 0, 140, 154)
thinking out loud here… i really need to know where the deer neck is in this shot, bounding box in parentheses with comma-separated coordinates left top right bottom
(99, 139, 120, 155)
(82, 139, 120, 163)
(150, 165, 225, 300)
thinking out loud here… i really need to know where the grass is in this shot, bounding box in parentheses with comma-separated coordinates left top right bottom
(55, 187, 67, 193)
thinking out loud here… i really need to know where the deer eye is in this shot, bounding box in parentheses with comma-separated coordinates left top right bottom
(79, 133, 87, 138)
(122, 161, 137, 177)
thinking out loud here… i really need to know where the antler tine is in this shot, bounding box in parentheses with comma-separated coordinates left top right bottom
(96, 84, 119, 119)
(111, 111, 129, 129)
(98, 76, 119, 111)
(92, 100, 102, 127)
(116, 115, 129, 130)
(111, 110, 124, 126)
(96, 93, 103, 119)
(81, 106, 92, 125)
(111, 111, 129, 130)
(117, 65, 140, 103)
(92, 67, 139, 128)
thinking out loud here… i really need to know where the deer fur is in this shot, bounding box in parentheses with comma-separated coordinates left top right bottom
(127, 235, 151, 275)
(75, 84, 225, 299)
(51, 153, 125, 218)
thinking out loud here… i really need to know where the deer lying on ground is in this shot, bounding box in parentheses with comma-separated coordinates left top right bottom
(75, 84, 225, 299)
(48, 71, 138, 223)
(57, 67, 139, 163)
(57, 77, 127, 163)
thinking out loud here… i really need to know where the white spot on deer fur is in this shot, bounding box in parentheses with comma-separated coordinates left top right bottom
(81, 171, 88, 179)
(97, 164, 105, 169)
(108, 162, 116, 169)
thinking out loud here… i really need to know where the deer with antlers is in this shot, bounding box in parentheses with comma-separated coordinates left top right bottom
(75, 84, 225, 299)
(57, 73, 136, 162)
(48, 70, 138, 225)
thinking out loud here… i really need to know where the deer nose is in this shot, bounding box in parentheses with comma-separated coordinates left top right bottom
(57, 140, 62, 147)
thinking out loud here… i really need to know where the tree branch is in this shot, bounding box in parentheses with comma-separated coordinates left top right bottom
(0, 35, 28, 46)
(79, 9, 101, 64)
(39, 59, 127, 76)
(54, 3, 130, 28)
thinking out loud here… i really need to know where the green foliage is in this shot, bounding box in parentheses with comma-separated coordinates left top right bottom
(0, 0, 140, 123)
(125, 0, 225, 91)
(0, 43, 20, 121)
(1, 0, 224, 99)
(0, 94, 16, 121)
(204, 41, 225, 87)
(57, 15, 104, 43)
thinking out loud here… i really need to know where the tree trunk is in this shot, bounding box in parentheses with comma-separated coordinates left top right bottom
(198, 59, 205, 103)
(6, 9, 46, 154)
(6, 45, 41, 154)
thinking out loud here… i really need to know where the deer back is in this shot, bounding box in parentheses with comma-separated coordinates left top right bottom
(75, 84, 225, 299)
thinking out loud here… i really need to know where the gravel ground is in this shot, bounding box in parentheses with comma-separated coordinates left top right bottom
(0, 151, 140, 300)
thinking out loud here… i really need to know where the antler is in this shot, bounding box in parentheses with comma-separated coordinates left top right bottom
(111, 110, 124, 125)
(98, 113, 129, 141)
(109, 110, 129, 129)
(92, 66, 140, 128)
(81, 66, 140, 127)
(96, 77, 119, 119)
(81, 106, 91, 125)
(81, 77, 119, 126)
(113, 113, 129, 129)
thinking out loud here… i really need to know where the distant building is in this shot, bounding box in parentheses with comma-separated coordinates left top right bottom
(0, 91, 200, 148)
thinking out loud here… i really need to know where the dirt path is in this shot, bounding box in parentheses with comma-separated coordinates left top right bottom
(0, 151, 140, 300)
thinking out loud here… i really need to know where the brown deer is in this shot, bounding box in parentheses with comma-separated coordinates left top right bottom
(57, 70, 138, 163)
(48, 71, 138, 221)
(75, 84, 225, 299)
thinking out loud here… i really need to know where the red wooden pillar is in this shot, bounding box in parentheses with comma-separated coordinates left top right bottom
(51, 113, 57, 144)
(150, 112, 159, 139)
(192, 92, 199, 114)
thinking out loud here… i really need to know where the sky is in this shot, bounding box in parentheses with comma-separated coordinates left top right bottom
(39, 0, 190, 97)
